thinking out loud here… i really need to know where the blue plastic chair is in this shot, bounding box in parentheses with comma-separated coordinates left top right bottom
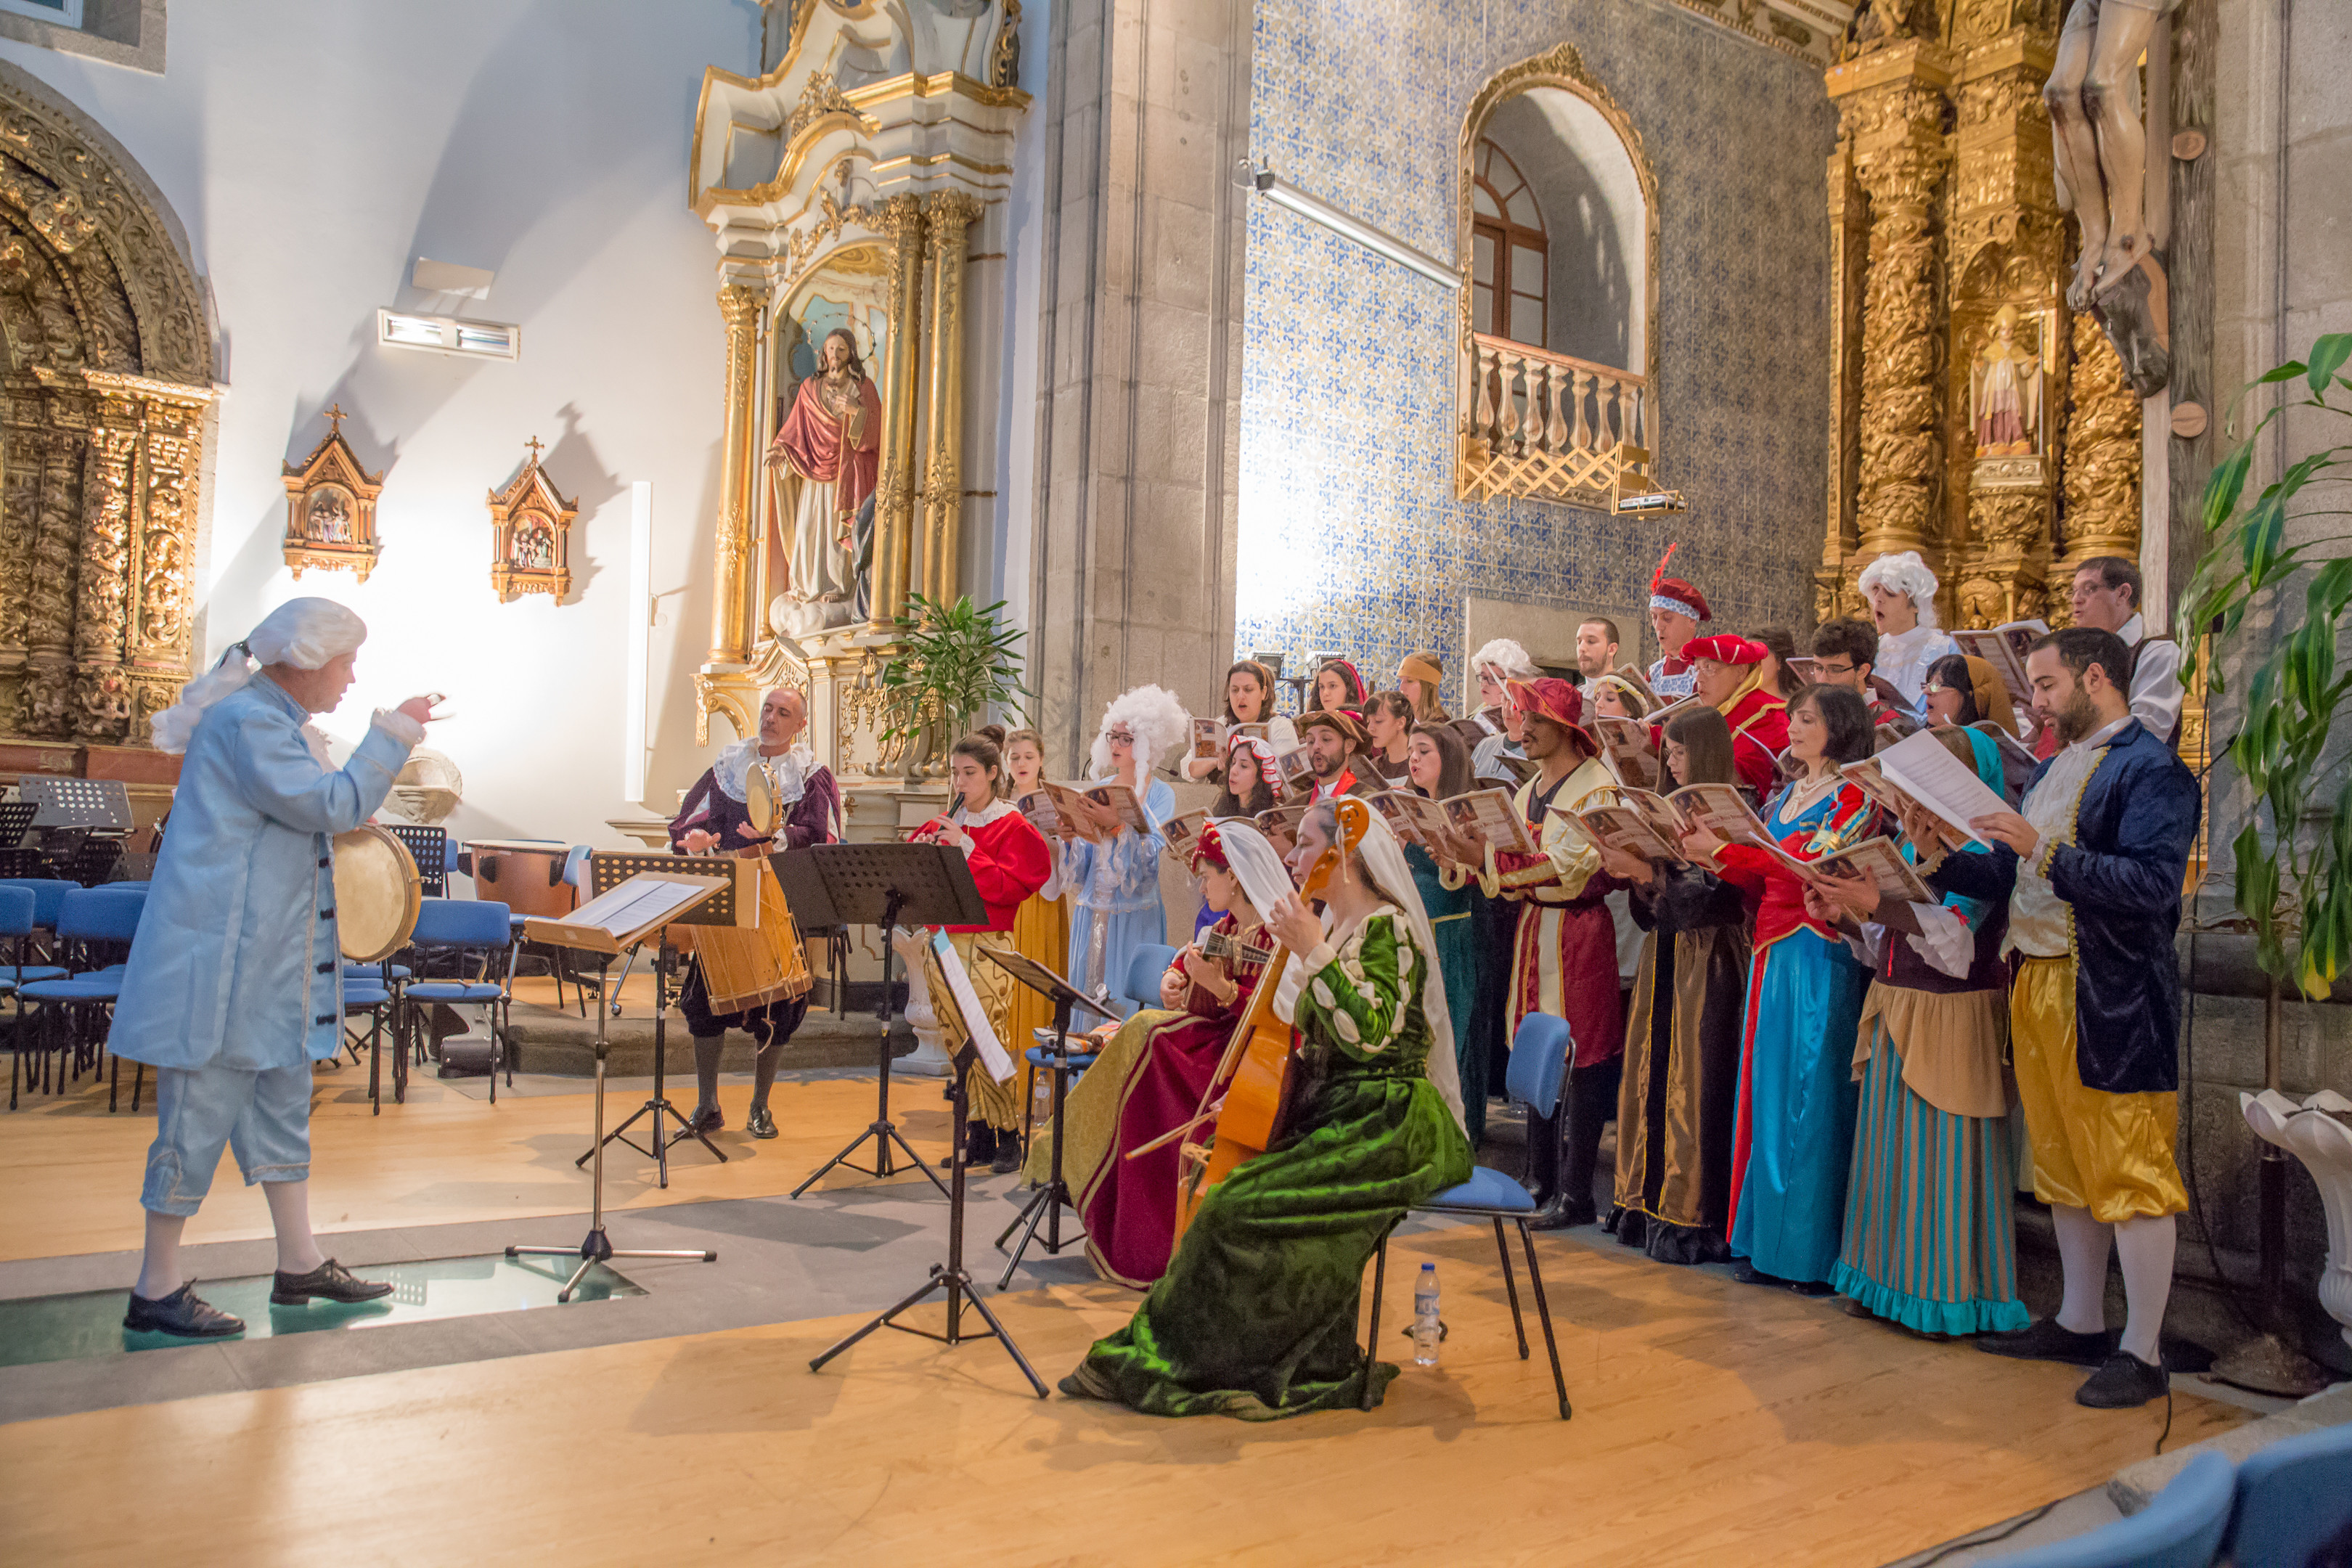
(2222, 1421, 2352, 1568)
(1120, 942, 1180, 1012)
(1983, 1449, 2234, 1567)
(399, 897, 515, 1102)
(344, 972, 398, 1112)
(1363, 1011, 1575, 1421)
(17, 887, 145, 1110)
(0, 885, 34, 1109)
(0, 877, 74, 987)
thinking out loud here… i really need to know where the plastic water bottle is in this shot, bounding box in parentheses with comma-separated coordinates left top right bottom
(1031, 1069, 1053, 1122)
(1412, 1263, 1440, 1366)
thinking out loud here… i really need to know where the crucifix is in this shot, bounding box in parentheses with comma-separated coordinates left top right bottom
(2045, 0, 2172, 398)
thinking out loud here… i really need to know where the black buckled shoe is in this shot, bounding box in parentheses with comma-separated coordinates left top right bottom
(746, 1104, 777, 1140)
(1975, 1316, 2115, 1368)
(124, 1281, 245, 1339)
(271, 1258, 394, 1306)
(689, 1104, 724, 1135)
(2076, 1349, 2168, 1408)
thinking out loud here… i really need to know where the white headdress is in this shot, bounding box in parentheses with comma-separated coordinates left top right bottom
(1089, 683, 1191, 780)
(1857, 550, 1943, 628)
(150, 597, 367, 754)
(1470, 637, 1539, 682)
(1267, 807, 1468, 1142)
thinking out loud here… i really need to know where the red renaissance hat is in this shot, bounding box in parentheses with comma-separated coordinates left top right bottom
(1649, 542, 1712, 624)
(1678, 634, 1768, 666)
(1505, 677, 1592, 746)
(1190, 821, 1232, 874)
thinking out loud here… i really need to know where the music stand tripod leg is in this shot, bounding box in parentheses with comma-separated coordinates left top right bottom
(995, 999, 1085, 1287)
(516, 943, 717, 1300)
(790, 891, 949, 1200)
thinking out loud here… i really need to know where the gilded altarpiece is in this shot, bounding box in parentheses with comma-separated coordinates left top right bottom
(684, 0, 1025, 838)
(0, 68, 213, 750)
(1816, 1, 2143, 629)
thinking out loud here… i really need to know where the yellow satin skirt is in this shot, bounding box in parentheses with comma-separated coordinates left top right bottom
(2009, 955, 2186, 1223)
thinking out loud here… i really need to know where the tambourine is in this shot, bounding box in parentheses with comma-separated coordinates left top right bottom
(744, 759, 783, 837)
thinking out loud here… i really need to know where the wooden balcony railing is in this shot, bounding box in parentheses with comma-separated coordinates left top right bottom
(1458, 333, 1651, 505)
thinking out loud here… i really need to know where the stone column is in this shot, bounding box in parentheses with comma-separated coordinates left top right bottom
(1818, 134, 1869, 624)
(918, 189, 981, 608)
(1028, 0, 1253, 769)
(867, 193, 926, 634)
(1828, 42, 1955, 594)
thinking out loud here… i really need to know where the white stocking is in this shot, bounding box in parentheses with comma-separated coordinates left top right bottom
(264, 1179, 325, 1275)
(136, 1209, 187, 1300)
(2050, 1202, 2112, 1335)
(2112, 1212, 2176, 1365)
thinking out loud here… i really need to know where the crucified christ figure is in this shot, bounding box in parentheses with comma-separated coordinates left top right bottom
(2045, 0, 2173, 396)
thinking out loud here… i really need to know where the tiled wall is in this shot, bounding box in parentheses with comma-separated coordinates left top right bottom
(1234, 0, 1838, 713)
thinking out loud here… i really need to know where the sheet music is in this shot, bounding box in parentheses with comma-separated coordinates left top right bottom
(1877, 729, 2009, 850)
(566, 876, 711, 937)
(930, 931, 1014, 1083)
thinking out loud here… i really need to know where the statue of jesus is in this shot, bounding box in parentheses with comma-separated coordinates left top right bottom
(766, 327, 882, 637)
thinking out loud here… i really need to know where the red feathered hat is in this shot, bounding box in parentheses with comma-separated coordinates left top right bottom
(1649, 543, 1712, 623)
(1678, 634, 1767, 666)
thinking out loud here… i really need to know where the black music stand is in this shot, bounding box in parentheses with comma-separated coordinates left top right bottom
(809, 934, 1047, 1397)
(576, 934, 723, 1187)
(509, 876, 727, 1301)
(978, 944, 1116, 1287)
(775, 841, 985, 1199)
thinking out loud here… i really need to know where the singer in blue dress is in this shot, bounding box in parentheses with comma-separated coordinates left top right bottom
(1059, 686, 1185, 1012)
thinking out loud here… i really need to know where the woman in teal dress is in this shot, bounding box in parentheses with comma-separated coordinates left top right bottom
(1062, 802, 1474, 1419)
(1688, 685, 1882, 1293)
(1402, 721, 1486, 1144)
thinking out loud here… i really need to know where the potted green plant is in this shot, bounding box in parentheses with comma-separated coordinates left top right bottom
(877, 593, 1034, 767)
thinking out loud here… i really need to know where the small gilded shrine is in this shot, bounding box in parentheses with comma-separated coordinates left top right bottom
(682, 0, 1026, 821)
(1815, 0, 2144, 629)
(281, 404, 383, 585)
(486, 436, 576, 603)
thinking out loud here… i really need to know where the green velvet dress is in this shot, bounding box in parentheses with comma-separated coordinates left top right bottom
(1061, 907, 1474, 1419)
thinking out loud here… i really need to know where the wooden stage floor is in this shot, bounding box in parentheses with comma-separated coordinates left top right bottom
(0, 1068, 2247, 1567)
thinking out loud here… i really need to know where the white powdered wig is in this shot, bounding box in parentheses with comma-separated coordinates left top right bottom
(1089, 683, 1191, 780)
(150, 597, 367, 754)
(1470, 637, 1538, 681)
(1857, 550, 1943, 627)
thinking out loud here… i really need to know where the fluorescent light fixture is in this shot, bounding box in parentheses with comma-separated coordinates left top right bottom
(1233, 158, 1460, 291)
(376, 309, 520, 362)
(412, 256, 494, 299)
(1614, 491, 1686, 515)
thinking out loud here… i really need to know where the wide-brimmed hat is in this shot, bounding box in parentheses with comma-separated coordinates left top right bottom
(1505, 677, 1592, 746)
(1297, 709, 1368, 748)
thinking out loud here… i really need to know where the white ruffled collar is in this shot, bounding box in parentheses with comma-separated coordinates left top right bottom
(952, 798, 1017, 829)
(714, 738, 812, 806)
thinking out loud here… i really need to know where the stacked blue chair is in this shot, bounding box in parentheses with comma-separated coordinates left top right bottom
(0, 885, 32, 1108)
(1362, 1011, 1575, 1421)
(15, 886, 146, 1111)
(398, 897, 515, 1103)
(1981, 1449, 2235, 1567)
(0, 876, 77, 984)
(2221, 1421, 2352, 1568)
(344, 960, 404, 1111)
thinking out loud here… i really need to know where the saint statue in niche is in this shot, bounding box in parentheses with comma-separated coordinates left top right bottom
(765, 326, 881, 638)
(306, 487, 353, 544)
(1969, 306, 2043, 458)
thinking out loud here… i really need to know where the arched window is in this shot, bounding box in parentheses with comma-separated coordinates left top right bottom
(1471, 140, 1546, 348)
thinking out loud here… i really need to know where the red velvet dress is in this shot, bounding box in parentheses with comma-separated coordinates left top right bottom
(1073, 912, 1269, 1289)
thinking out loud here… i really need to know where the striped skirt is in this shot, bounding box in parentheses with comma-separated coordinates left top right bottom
(1832, 1021, 2030, 1337)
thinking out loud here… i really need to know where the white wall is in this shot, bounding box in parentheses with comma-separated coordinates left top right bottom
(0, 0, 761, 849)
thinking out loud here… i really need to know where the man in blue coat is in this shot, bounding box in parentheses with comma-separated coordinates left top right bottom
(115, 598, 430, 1338)
(1964, 626, 2199, 1409)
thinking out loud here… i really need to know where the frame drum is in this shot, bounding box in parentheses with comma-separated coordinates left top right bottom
(744, 762, 781, 837)
(335, 824, 422, 962)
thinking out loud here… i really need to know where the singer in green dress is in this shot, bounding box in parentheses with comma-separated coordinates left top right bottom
(1061, 805, 1473, 1420)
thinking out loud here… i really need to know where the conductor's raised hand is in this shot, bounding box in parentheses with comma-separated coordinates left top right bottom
(1265, 892, 1323, 958)
(396, 694, 437, 727)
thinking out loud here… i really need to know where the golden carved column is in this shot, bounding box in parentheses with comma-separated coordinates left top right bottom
(23, 386, 89, 738)
(131, 388, 208, 741)
(2051, 315, 2141, 624)
(709, 282, 764, 665)
(1948, 24, 2066, 629)
(1827, 43, 1956, 597)
(73, 393, 140, 741)
(867, 194, 926, 633)
(1818, 134, 1869, 623)
(918, 190, 981, 609)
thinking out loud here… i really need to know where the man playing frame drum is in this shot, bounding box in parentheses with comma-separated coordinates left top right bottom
(113, 598, 433, 1338)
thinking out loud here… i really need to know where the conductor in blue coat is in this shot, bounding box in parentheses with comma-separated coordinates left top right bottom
(113, 598, 432, 1339)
